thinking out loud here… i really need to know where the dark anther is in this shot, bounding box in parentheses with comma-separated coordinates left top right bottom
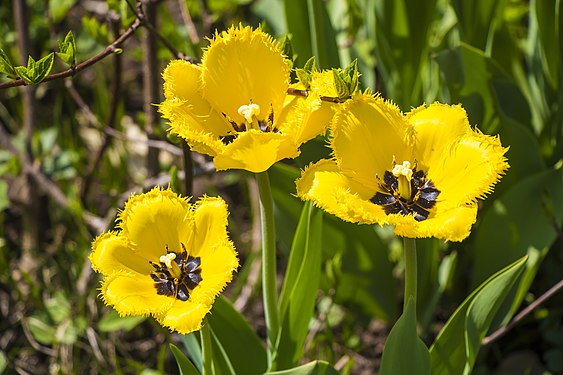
(370, 165, 440, 222)
(221, 134, 237, 145)
(149, 243, 203, 302)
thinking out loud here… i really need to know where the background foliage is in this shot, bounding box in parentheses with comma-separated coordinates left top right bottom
(0, 0, 561, 374)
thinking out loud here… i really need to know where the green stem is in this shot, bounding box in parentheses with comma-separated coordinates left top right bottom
(403, 237, 418, 313)
(255, 171, 280, 369)
(200, 319, 213, 375)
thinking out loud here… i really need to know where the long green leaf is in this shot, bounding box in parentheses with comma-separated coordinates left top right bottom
(429, 256, 528, 375)
(170, 344, 200, 375)
(206, 296, 267, 374)
(180, 333, 202, 372)
(472, 168, 563, 323)
(372, 0, 437, 108)
(277, 201, 323, 369)
(532, 0, 559, 89)
(452, 0, 508, 51)
(264, 360, 339, 375)
(306, 0, 340, 69)
(379, 297, 431, 375)
(283, 0, 313, 66)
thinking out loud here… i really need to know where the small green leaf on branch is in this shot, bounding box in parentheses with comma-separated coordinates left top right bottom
(295, 56, 317, 89)
(15, 53, 55, 85)
(56, 31, 77, 67)
(0, 48, 17, 79)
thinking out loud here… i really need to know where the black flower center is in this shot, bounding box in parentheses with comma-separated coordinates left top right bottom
(370, 164, 440, 222)
(220, 102, 278, 145)
(149, 243, 202, 302)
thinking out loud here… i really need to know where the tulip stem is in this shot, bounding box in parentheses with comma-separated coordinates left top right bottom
(256, 171, 280, 369)
(200, 318, 213, 375)
(403, 237, 417, 313)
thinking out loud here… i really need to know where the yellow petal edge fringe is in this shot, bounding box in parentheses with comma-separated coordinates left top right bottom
(296, 92, 509, 242)
(90, 187, 238, 334)
(159, 24, 334, 173)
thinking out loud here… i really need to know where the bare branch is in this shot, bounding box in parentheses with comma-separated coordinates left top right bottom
(482, 279, 563, 346)
(0, 18, 142, 90)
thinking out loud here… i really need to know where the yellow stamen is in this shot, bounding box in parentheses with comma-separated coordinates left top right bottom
(238, 103, 261, 130)
(392, 161, 413, 199)
(160, 253, 181, 279)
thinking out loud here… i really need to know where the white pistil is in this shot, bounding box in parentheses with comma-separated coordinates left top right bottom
(392, 161, 413, 199)
(238, 103, 261, 130)
(160, 253, 181, 279)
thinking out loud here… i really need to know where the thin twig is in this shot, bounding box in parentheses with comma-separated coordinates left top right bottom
(482, 279, 563, 346)
(66, 79, 182, 155)
(140, 0, 161, 177)
(0, 17, 142, 90)
(177, 0, 200, 44)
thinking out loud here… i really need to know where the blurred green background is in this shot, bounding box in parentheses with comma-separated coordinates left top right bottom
(0, 0, 561, 373)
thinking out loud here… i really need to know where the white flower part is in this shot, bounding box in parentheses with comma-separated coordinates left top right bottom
(392, 161, 413, 181)
(238, 103, 261, 122)
(160, 253, 177, 269)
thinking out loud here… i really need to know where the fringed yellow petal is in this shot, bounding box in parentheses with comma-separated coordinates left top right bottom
(331, 93, 411, 189)
(409, 103, 472, 171)
(202, 24, 291, 124)
(160, 60, 232, 138)
(167, 113, 226, 157)
(280, 92, 332, 145)
(101, 272, 175, 316)
(389, 202, 478, 242)
(90, 232, 152, 276)
(428, 131, 509, 205)
(213, 130, 299, 173)
(120, 187, 194, 261)
(191, 196, 229, 255)
(296, 159, 388, 225)
(157, 300, 212, 334)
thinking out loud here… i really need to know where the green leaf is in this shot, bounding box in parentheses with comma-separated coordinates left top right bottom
(372, 0, 437, 108)
(279, 35, 295, 63)
(0, 351, 6, 373)
(15, 53, 55, 85)
(206, 296, 267, 374)
(264, 360, 339, 375)
(56, 30, 77, 67)
(82, 16, 109, 45)
(283, 0, 313, 66)
(26, 316, 56, 345)
(170, 344, 200, 375)
(306, 0, 340, 69)
(429, 256, 528, 375)
(472, 168, 563, 322)
(380, 297, 431, 375)
(303, 56, 317, 74)
(452, 0, 508, 51)
(277, 202, 323, 369)
(327, 222, 398, 322)
(0, 180, 9, 212)
(45, 292, 71, 323)
(97, 309, 146, 332)
(49, 0, 77, 23)
(332, 69, 349, 101)
(180, 333, 202, 372)
(533, 0, 560, 90)
(0, 48, 17, 78)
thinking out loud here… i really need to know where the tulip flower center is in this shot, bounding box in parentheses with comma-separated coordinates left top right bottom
(221, 102, 276, 144)
(149, 243, 202, 302)
(371, 160, 441, 221)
